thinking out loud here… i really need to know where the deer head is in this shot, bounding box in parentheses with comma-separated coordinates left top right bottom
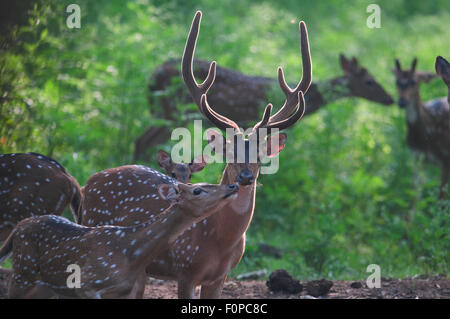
(157, 150, 207, 183)
(393, 58, 436, 108)
(435, 56, 450, 104)
(158, 182, 238, 218)
(181, 11, 311, 186)
(339, 54, 394, 105)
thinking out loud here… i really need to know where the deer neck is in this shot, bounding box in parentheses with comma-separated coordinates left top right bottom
(124, 204, 192, 267)
(304, 76, 351, 115)
(205, 163, 260, 247)
(405, 90, 424, 125)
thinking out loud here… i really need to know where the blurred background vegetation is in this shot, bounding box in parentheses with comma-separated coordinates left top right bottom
(0, 0, 449, 279)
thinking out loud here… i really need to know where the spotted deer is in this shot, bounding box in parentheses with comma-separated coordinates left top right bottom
(157, 150, 208, 183)
(0, 182, 238, 298)
(393, 58, 450, 199)
(0, 152, 81, 241)
(80, 11, 311, 298)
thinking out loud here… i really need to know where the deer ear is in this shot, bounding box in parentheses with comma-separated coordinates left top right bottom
(158, 184, 179, 202)
(157, 150, 172, 171)
(189, 155, 208, 173)
(435, 56, 450, 83)
(206, 128, 226, 156)
(266, 133, 287, 158)
(350, 57, 358, 68)
(411, 58, 418, 73)
(340, 54, 351, 74)
(394, 59, 402, 72)
(340, 54, 358, 74)
(416, 71, 436, 83)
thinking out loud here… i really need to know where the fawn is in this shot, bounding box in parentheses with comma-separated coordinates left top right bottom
(0, 182, 238, 298)
(157, 150, 207, 183)
(0, 152, 81, 241)
(393, 58, 450, 199)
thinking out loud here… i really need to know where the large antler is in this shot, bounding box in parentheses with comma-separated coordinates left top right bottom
(253, 20, 311, 132)
(182, 11, 240, 131)
(182, 11, 311, 134)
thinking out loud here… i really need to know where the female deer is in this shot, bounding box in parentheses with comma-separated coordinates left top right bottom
(393, 58, 450, 199)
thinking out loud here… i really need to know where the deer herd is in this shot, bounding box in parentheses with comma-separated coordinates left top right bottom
(0, 11, 449, 299)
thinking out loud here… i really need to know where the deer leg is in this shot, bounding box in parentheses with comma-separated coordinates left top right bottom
(413, 153, 425, 193)
(200, 276, 227, 299)
(134, 126, 171, 161)
(8, 282, 54, 299)
(129, 272, 147, 299)
(439, 168, 449, 199)
(26, 286, 56, 299)
(178, 279, 196, 299)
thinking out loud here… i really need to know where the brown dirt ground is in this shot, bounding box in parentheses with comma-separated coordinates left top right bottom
(144, 276, 450, 299)
(1, 268, 448, 299)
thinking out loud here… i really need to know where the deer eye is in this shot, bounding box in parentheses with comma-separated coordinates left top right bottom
(193, 188, 202, 195)
(364, 79, 374, 86)
(171, 173, 176, 178)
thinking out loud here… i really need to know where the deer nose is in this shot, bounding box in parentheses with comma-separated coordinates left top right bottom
(237, 169, 254, 186)
(398, 97, 408, 108)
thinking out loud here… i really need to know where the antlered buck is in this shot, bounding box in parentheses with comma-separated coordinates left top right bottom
(0, 182, 238, 298)
(80, 10, 311, 298)
(0, 153, 81, 241)
(393, 58, 450, 199)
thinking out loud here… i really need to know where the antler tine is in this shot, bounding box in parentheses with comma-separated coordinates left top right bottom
(252, 103, 273, 130)
(182, 11, 215, 108)
(265, 91, 306, 132)
(265, 21, 312, 125)
(182, 11, 240, 131)
(199, 95, 240, 131)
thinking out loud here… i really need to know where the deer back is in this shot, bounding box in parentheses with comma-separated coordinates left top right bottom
(80, 165, 177, 227)
(0, 153, 81, 241)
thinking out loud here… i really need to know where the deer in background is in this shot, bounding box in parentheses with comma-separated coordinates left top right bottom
(0, 153, 81, 242)
(157, 150, 208, 183)
(435, 56, 450, 105)
(393, 58, 450, 199)
(0, 182, 238, 298)
(135, 52, 393, 160)
(80, 11, 311, 298)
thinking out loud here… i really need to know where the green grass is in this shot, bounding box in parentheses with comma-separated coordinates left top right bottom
(1, 259, 12, 269)
(1, 0, 449, 279)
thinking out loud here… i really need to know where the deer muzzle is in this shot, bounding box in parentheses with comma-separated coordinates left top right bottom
(236, 168, 254, 186)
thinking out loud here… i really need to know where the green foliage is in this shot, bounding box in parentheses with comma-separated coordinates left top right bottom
(1, 0, 449, 278)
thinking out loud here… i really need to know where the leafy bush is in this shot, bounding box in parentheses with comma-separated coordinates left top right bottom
(1, 0, 449, 278)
